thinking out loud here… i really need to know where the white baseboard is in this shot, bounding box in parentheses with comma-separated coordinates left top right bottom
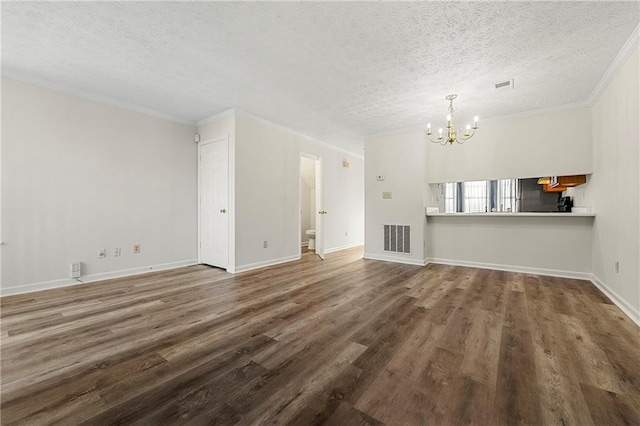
(324, 242, 363, 254)
(301, 242, 309, 247)
(590, 274, 640, 327)
(234, 254, 301, 274)
(364, 252, 427, 266)
(426, 257, 592, 280)
(0, 259, 198, 297)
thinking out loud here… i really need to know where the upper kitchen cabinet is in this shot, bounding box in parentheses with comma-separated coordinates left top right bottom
(554, 175, 587, 187)
(539, 175, 587, 192)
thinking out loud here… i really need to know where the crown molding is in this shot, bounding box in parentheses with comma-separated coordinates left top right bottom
(196, 108, 237, 127)
(588, 23, 640, 106)
(363, 101, 591, 141)
(1, 74, 196, 126)
(363, 124, 427, 142)
(196, 108, 363, 158)
(480, 101, 591, 124)
(234, 109, 364, 159)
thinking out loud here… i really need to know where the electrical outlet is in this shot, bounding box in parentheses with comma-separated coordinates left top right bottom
(382, 191, 392, 199)
(133, 244, 140, 254)
(114, 247, 121, 257)
(263, 240, 268, 249)
(615, 261, 619, 273)
(97, 249, 106, 259)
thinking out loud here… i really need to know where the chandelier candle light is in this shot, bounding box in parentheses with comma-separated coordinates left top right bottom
(426, 94, 478, 145)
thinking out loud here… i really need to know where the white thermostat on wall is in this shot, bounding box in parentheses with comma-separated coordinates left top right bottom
(376, 175, 385, 181)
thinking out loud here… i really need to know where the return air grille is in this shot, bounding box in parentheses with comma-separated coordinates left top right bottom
(383, 224, 410, 253)
(495, 78, 514, 89)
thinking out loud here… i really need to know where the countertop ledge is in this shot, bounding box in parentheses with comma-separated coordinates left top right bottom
(426, 212, 596, 217)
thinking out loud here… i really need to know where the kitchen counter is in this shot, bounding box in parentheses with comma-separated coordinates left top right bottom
(426, 212, 595, 217)
(425, 210, 595, 275)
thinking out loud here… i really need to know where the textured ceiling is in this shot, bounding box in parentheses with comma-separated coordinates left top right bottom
(2, 2, 638, 154)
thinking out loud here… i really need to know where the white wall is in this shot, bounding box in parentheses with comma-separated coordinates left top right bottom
(427, 216, 594, 276)
(364, 130, 426, 265)
(198, 113, 235, 142)
(1, 78, 198, 295)
(426, 107, 592, 183)
(590, 46, 639, 319)
(365, 107, 597, 272)
(230, 112, 364, 271)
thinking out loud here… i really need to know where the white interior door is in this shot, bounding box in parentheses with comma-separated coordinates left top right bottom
(199, 138, 229, 268)
(315, 158, 325, 260)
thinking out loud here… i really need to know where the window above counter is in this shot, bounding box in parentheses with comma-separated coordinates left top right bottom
(429, 175, 591, 214)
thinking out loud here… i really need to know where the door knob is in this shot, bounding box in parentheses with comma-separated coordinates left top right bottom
(220, 208, 226, 213)
(318, 210, 327, 215)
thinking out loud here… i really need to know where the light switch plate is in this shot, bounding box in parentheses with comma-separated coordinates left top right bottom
(382, 191, 392, 199)
(69, 261, 81, 278)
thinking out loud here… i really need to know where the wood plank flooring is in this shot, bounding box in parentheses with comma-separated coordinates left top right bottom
(1, 247, 639, 425)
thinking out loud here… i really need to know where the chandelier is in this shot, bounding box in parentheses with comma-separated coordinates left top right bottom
(426, 94, 478, 145)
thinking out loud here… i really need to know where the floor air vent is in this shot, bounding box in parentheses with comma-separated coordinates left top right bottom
(383, 224, 410, 253)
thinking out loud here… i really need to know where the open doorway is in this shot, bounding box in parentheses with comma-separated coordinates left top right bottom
(299, 154, 324, 260)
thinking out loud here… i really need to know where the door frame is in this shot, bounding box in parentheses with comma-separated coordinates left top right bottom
(198, 135, 230, 269)
(298, 152, 324, 260)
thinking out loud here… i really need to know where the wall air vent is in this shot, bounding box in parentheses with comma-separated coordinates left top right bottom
(383, 224, 410, 253)
(495, 79, 514, 89)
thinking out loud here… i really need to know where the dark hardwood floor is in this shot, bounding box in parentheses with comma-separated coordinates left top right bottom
(1, 247, 639, 425)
